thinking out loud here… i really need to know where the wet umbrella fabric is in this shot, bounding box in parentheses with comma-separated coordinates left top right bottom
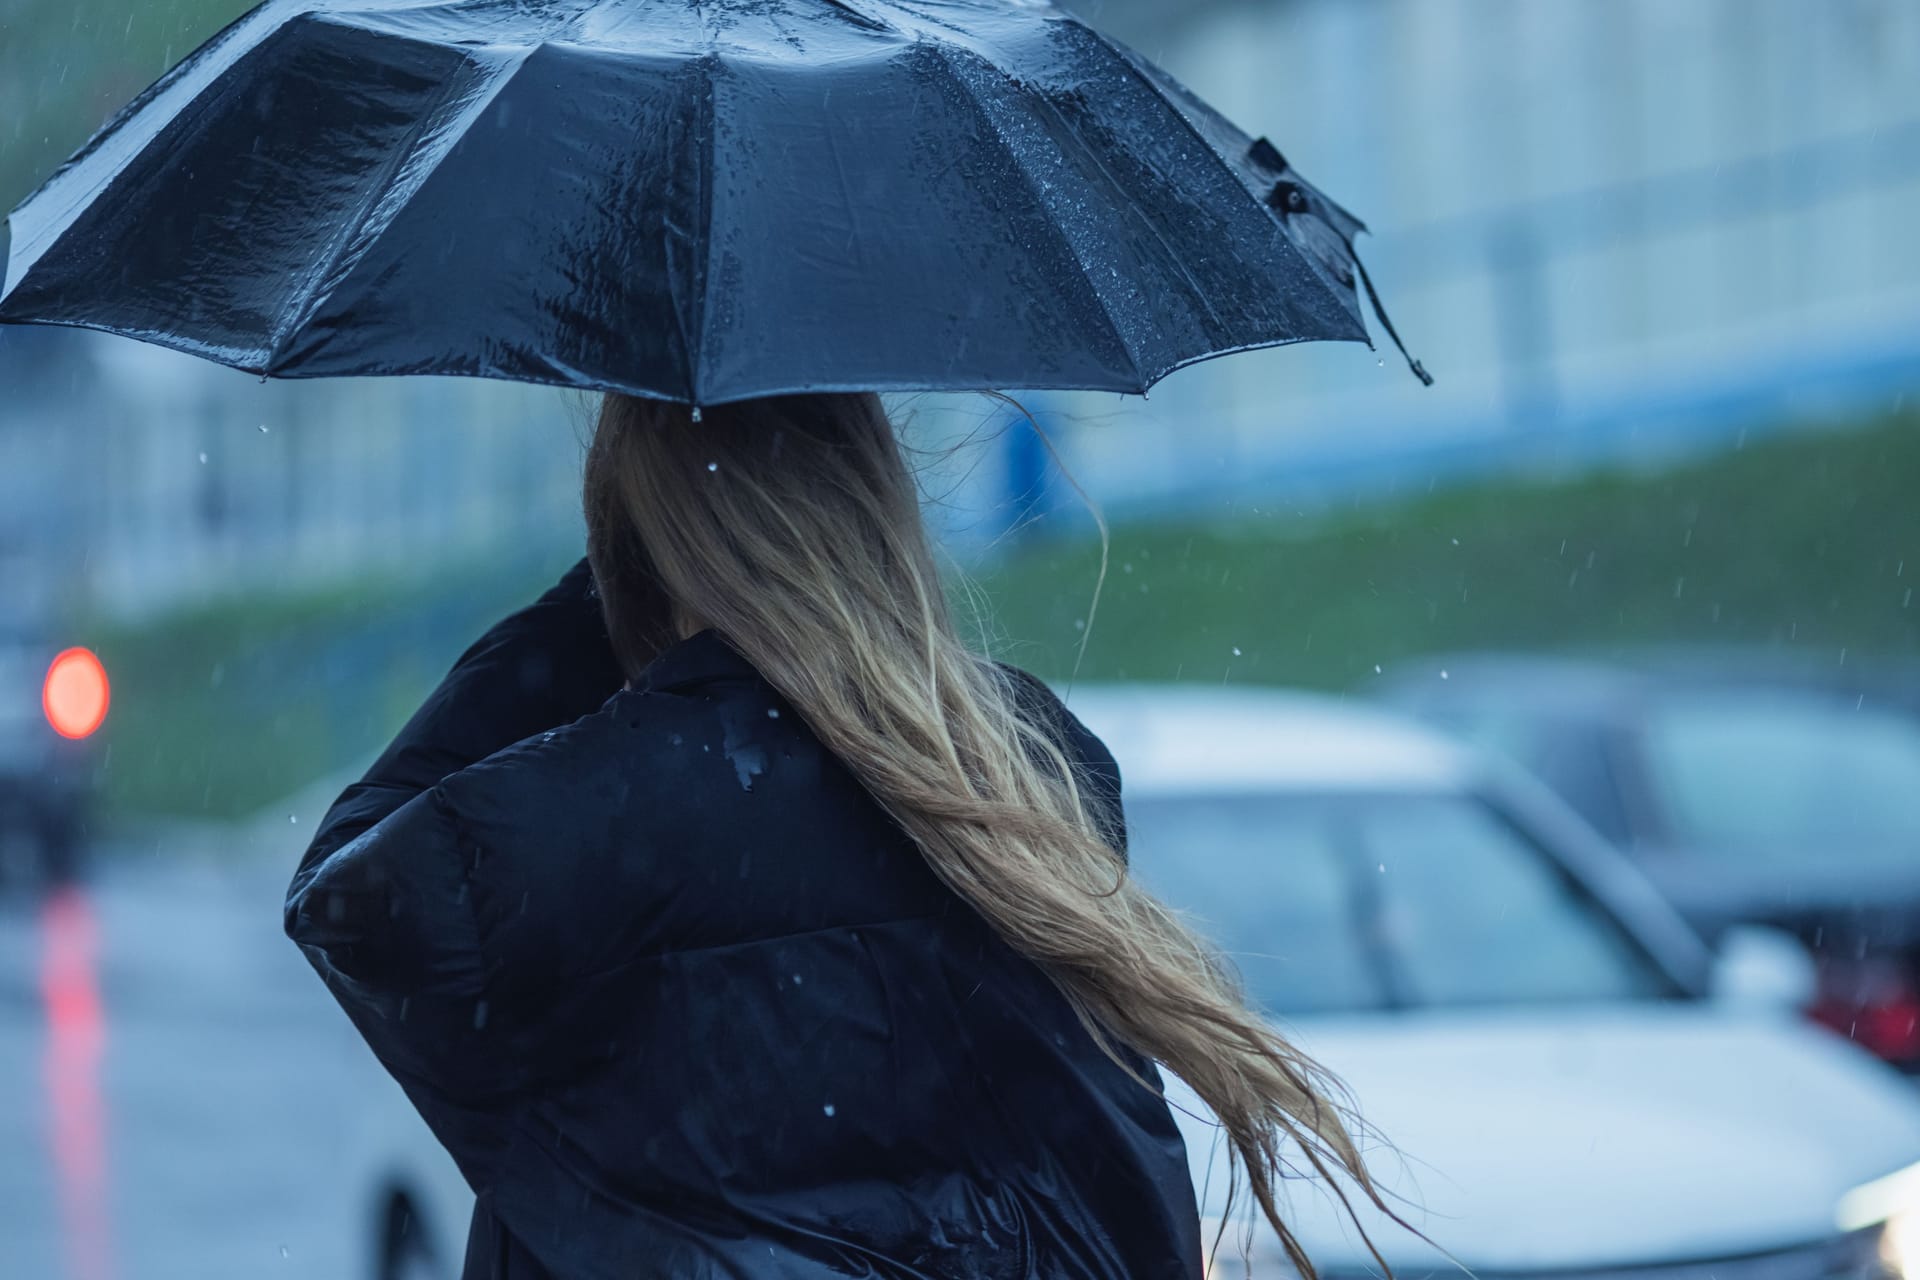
(0, 0, 1426, 405)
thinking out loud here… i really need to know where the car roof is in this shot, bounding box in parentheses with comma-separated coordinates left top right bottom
(1379, 649, 1920, 719)
(1057, 684, 1479, 796)
(1379, 652, 1648, 710)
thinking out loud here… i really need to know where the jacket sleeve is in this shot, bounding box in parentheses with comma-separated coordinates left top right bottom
(285, 784, 516, 1096)
(284, 559, 623, 1098)
(289, 558, 623, 895)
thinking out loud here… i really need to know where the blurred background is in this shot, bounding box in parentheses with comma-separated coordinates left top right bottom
(2, 1, 1919, 1278)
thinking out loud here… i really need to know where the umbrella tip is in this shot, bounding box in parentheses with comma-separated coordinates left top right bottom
(1350, 251, 1433, 388)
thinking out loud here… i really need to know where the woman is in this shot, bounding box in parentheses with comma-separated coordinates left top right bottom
(286, 393, 1382, 1279)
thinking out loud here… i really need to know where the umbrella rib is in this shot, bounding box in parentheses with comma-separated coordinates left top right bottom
(925, 44, 1145, 394)
(818, 0, 897, 33)
(683, 53, 721, 406)
(267, 37, 535, 371)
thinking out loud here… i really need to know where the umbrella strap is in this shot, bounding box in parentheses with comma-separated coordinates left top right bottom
(1352, 250, 1433, 386)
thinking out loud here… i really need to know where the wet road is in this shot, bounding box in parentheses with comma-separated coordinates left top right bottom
(0, 843, 439, 1280)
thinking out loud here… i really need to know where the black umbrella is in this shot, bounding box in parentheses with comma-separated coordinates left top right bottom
(0, 0, 1427, 406)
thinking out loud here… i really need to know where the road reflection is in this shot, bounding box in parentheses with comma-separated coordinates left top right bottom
(40, 886, 114, 1280)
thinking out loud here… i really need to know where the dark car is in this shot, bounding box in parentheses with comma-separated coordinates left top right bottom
(0, 615, 100, 886)
(1380, 652, 1920, 1068)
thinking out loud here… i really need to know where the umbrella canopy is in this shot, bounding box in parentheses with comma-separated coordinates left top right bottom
(0, 0, 1427, 405)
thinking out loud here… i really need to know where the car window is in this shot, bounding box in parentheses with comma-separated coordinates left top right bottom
(1427, 709, 1636, 846)
(1644, 694, 1920, 858)
(1121, 800, 1379, 1014)
(1358, 800, 1661, 1005)
(1126, 791, 1671, 1015)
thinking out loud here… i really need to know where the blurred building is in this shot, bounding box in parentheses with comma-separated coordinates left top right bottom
(5, 0, 1918, 612)
(0, 326, 583, 621)
(1045, 0, 1920, 516)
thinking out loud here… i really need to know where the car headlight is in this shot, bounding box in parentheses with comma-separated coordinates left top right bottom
(1839, 1161, 1920, 1278)
(1881, 1211, 1920, 1280)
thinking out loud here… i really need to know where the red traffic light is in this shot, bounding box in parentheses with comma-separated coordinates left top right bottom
(44, 648, 110, 740)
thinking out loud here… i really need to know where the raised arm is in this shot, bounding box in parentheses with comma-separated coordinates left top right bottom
(290, 558, 623, 891)
(282, 559, 624, 1098)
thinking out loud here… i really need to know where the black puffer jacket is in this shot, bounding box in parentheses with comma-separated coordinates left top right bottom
(287, 563, 1201, 1280)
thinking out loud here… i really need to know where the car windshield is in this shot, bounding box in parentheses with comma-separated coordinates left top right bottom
(1124, 791, 1673, 1016)
(1644, 695, 1920, 859)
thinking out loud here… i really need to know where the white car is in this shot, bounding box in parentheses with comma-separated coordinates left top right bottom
(1073, 685, 1920, 1278)
(346, 685, 1920, 1279)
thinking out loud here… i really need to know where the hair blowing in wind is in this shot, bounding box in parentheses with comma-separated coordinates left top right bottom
(584, 391, 1398, 1277)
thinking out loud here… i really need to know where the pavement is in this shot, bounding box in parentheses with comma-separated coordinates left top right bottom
(0, 835, 440, 1280)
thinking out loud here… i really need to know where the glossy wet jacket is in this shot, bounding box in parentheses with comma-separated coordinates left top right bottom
(286, 563, 1202, 1279)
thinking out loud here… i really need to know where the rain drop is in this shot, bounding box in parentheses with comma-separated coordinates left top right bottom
(1073, 619, 1086, 631)
(706, 461, 718, 473)
(197, 451, 208, 464)
(258, 423, 270, 434)
(288, 814, 297, 824)
(280, 1246, 289, 1260)
(1439, 669, 1450, 680)
(1231, 647, 1242, 656)
(692, 405, 704, 423)
(1374, 663, 1383, 674)
(792, 973, 804, 985)
(823, 1103, 836, 1117)
(1377, 863, 1386, 874)
(767, 708, 780, 719)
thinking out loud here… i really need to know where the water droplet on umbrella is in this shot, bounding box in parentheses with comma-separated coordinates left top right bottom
(706, 461, 718, 473)
(1231, 647, 1241, 656)
(766, 708, 780, 719)
(692, 406, 704, 423)
(1440, 669, 1450, 680)
(258, 423, 270, 433)
(197, 451, 208, 464)
(823, 1103, 836, 1117)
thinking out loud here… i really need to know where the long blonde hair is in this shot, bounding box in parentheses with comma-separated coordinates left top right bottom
(584, 392, 1391, 1277)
